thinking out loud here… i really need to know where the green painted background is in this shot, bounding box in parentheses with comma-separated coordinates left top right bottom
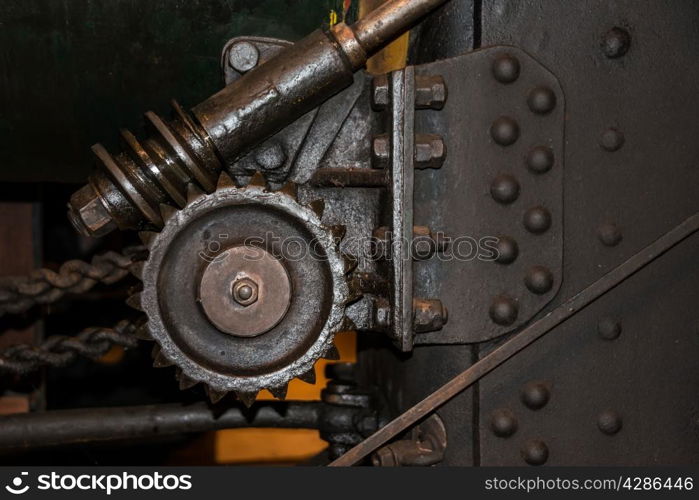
(0, 0, 358, 182)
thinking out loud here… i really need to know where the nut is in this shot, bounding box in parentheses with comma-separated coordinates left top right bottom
(415, 75, 447, 110)
(68, 184, 117, 238)
(371, 74, 390, 110)
(414, 134, 446, 169)
(232, 277, 259, 306)
(372, 134, 390, 167)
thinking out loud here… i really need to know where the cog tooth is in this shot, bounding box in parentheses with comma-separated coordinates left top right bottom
(129, 261, 145, 280)
(328, 225, 347, 246)
(236, 391, 258, 408)
(339, 316, 357, 332)
(323, 343, 341, 361)
(159, 203, 178, 223)
(342, 252, 359, 274)
(248, 171, 267, 189)
(177, 373, 198, 391)
(268, 385, 288, 400)
(216, 171, 236, 189)
(152, 345, 174, 368)
(278, 181, 299, 200)
(186, 183, 206, 204)
(125, 292, 143, 311)
(307, 199, 325, 218)
(138, 231, 158, 247)
(132, 323, 153, 341)
(298, 368, 317, 385)
(206, 386, 228, 404)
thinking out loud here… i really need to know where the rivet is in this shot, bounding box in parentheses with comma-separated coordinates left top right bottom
(597, 410, 623, 435)
(521, 381, 550, 410)
(527, 87, 557, 115)
(491, 117, 520, 146)
(602, 27, 631, 59)
(521, 440, 549, 466)
(492, 54, 521, 84)
(526, 146, 555, 174)
(489, 295, 518, 326)
(523, 206, 552, 234)
(598, 222, 622, 246)
(525, 266, 554, 294)
(495, 236, 519, 265)
(600, 128, 625, 152)
(490, 409, 518, 438)
(228, 41, 260, 73)
(490, 174, 520, 204)
(597, 317, 621, 340)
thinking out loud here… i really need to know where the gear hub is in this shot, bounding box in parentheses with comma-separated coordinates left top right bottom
(128, 172, 353, 405)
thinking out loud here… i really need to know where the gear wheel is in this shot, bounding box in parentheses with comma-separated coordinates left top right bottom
(127, 171, 355, 406)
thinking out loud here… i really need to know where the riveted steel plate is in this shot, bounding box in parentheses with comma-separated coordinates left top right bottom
(476, 0, 699, 465)
(412, 46, 565, 344)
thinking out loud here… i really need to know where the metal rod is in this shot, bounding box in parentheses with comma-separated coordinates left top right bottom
(330, 212, 699, 466)
(353, 0, 450, 54)
(309, 168, 388, 187)
(0, 401, 322, 452)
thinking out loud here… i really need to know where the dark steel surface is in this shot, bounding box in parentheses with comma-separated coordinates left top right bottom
(411, 46, 565, 345)
(475, 0, 699, 466)
(331, 212, 699, 465)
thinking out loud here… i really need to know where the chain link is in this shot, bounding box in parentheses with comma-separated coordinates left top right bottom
(0, 319, 140, 376)
(0, 247, 145, 316)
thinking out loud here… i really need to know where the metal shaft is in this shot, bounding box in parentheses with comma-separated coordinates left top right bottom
(68, 0, 450, 238)
(0, 401, 322, 452)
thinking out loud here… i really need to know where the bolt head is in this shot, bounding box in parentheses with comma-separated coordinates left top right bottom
(415, 75, 447, 110)
(232, 277, 259, 306)
(372, 135, 390, 166)
(228, 41, 259, 73)
(371, 74, 390, 110)
(68, 184, 117, 238)
(414, 135, 446, 169)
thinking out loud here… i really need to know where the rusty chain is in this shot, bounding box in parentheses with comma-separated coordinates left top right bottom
(0, 247, 145, 316)
(0, 319, 140, 376)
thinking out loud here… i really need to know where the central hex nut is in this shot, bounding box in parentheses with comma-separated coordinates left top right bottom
(232, 277, 259, 306)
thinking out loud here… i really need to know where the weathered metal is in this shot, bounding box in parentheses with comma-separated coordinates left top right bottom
(133, 174, 351, 405)
(67, 0, 450, 238)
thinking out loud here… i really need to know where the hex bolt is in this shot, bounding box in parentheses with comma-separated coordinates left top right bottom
(412, 225, 448, 260)
(371, 74, 390, 111)
(68, 184, 118, 238)
(414, 75, 447, 110)
(414, 134, 446, 169)
(372, 297, 392, 331)
(413, 298, 448, 333)
(372, 134, 391, 168)
(228, 41, 260, 73)
(232, 277, 259, 307)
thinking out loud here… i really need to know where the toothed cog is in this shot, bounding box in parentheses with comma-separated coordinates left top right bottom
(129, 172, 354, 406)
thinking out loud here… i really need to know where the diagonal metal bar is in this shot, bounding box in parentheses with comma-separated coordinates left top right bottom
(330, 212, 699, 466)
